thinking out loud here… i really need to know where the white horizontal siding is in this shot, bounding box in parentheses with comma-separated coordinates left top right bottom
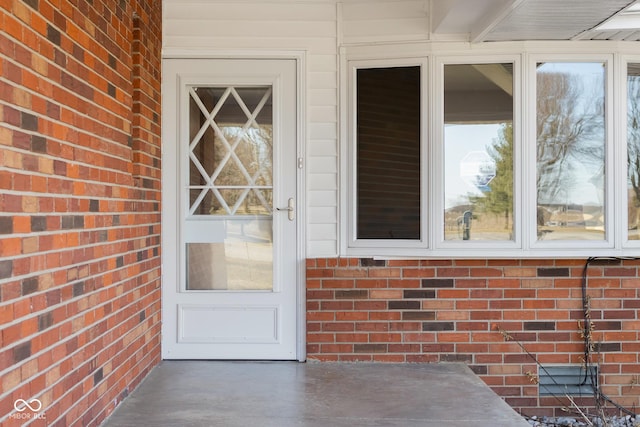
(343, 19, 429, 42)
(309, 190, 337, 207)
(309, 71, 337, 89)
(309, 224, 338, 240)
(308, 173, 337, 191)
(308, 156, 337, 173)
(308, 123, 337, 140)
(308, 89, 337, 107)
(341, 0, 430, 44)
(309, 206, 338, 223)
(341, 0, 428, 21)
(164, 2, 336, 21)
(309, 54, 338, 72)
(308, 240, 338, 255)
(309, 105, 337, 123)
(308, 139, 338, 156)
(164, 2, 338, 51)
(166, 20, 336, 39)
(165, 37, 337, 54)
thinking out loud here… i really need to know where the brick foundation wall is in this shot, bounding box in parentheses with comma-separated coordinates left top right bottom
(307, 258, 640, 416)
(0, 1, 161, 426)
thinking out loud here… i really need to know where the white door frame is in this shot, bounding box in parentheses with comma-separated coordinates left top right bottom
(161, 51, 307, 361)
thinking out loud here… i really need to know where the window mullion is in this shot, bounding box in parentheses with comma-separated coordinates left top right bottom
(423, 58, 432, 249)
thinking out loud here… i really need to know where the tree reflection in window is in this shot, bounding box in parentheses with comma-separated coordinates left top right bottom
(628, 64, 640, 240)
(444, 63, 514, 241)
(536, 63, 605, 241)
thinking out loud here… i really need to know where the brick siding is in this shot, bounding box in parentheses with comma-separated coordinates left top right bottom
(0, 1, 161, 426)
(307, 258, 640, 416)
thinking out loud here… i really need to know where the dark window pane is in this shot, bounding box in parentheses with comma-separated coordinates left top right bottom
(356, 67, 421, 239)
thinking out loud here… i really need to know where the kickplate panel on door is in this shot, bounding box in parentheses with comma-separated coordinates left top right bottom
(178, 304, 279, 343)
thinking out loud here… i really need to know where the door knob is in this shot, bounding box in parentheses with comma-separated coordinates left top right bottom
(276, 198, 295, 221)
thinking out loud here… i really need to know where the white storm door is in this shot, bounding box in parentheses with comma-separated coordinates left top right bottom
(162, 59, 298, 360)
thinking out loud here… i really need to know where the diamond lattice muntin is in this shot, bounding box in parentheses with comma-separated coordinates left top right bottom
(188, 86, 273, 216)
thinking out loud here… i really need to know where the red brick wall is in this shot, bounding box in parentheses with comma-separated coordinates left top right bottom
(307, 258, 640, 416)
(0, 1, 161, 426)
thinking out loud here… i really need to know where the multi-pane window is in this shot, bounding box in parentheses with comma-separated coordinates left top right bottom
(535, 62, 606, 241)
(347, 51, 638, 256)
(443, 64, 514, 241)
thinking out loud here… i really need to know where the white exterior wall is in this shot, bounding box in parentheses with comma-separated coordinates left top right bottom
(163, 1, 431, 257)
(341, 1, 429, 44)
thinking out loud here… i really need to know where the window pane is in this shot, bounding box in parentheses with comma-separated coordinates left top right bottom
(536, 62, 605, 241)
(444, 64, 514, 241)
(356, 67, 421, 239)
(628, 63, 640, 240)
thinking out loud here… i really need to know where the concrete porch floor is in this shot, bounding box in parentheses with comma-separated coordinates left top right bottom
(102, 361, 530, 426)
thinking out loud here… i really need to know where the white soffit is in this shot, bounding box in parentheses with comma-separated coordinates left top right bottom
(478, 0, 635, 42)
(586, 29, 640, 42)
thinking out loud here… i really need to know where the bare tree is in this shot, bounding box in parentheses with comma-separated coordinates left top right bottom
(536, 70, 604, 206)
(627, 71, 640, 230)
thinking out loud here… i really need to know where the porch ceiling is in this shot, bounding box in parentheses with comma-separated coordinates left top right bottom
(176, 0, 640, 43)
(431, 0, 640, 42)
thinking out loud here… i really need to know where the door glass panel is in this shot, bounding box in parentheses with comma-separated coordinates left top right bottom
(186, 85, 274, 290)
(536, 62, 606, 241)
(187, 219, 273, 290)
(188, 86, 273, 216)
(443, 63, 514, 241)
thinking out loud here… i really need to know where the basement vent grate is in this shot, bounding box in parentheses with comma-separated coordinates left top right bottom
(539, 365, 598, 397)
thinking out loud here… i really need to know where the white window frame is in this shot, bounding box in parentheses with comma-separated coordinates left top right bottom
(345, 57, 429, 251)
(340, 41, 640, 258)
(526, 54, 615, 252)
(433, 55, 522, 252)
